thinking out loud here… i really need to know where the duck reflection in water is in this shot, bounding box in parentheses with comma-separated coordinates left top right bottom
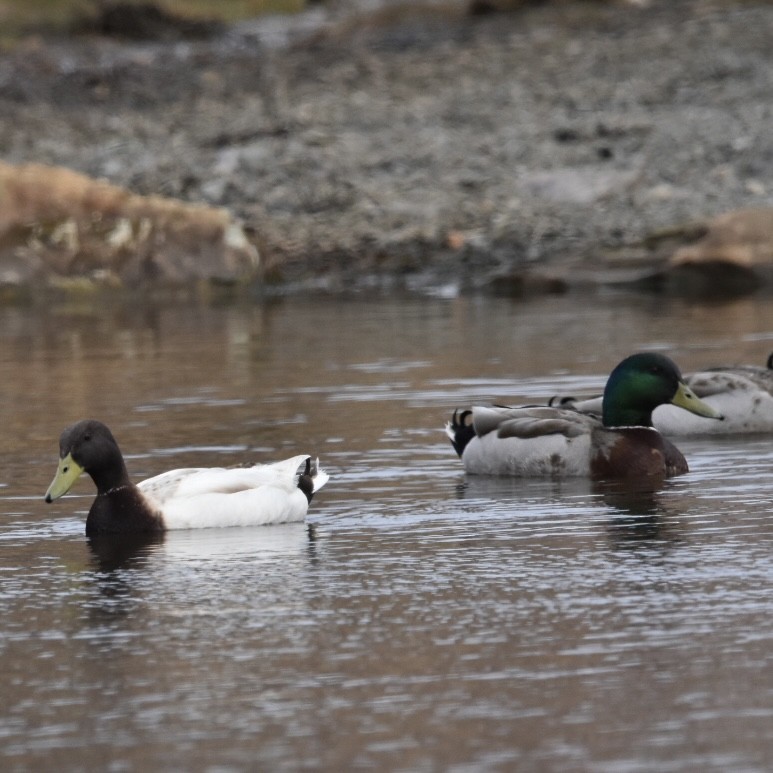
(454, 473, 684, 548)
(82, 533, 165, 628)
(597, 479, 682, 548)
(88, 531, 166, 573)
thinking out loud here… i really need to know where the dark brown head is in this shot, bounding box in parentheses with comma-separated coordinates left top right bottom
(45, 419, 131, 501)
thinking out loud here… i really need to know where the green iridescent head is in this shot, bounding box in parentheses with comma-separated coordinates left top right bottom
(602, 353, 723, 428)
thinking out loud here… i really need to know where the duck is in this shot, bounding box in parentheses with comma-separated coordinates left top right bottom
(44, 419, 329, 535)
(446, 352, 723, 478)
(553, 352, 773, 435)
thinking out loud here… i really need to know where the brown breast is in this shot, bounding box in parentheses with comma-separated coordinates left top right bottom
(591, 426, 688, 480)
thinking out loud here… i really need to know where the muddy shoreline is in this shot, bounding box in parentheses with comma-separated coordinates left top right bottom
(1, 1, 772, 294)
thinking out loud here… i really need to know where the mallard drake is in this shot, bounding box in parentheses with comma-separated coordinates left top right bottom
(555, 352, 773, 435)
(45, 419, 329, 535)
(446, 353, 723, 478)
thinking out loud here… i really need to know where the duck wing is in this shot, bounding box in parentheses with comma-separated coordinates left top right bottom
(138, 455, 314, 504)
(549, 394, 603, 416)
(686, 368, 773, 397)
(472, 405, 597, 439)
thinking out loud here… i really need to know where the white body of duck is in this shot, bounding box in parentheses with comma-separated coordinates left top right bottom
(137, 455, 327, 530)
(449, 405, 598, 477)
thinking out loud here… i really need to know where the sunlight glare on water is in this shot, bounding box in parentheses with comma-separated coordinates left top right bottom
(1, 293, 773, 770)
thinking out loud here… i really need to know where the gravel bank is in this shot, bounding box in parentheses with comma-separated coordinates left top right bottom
(1, 0, 772, 293)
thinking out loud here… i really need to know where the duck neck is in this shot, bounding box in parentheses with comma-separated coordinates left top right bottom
(602, 378, 657, 427)
(91, 454, 133, 496)
(602, 402, 654, 428)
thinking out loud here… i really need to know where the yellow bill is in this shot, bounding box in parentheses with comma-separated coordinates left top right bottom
(671, 382, 724, 420)
(45, 453, 85, 502)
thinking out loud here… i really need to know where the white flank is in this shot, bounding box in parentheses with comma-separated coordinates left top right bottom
(461, 433, 593, 476)
(137, 454, 327, 530)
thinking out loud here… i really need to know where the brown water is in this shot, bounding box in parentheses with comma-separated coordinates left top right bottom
(2, 291, 773, 771)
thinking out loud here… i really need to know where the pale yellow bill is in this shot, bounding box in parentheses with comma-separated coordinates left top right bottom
(45, 453, 85, 502)
(670, 382, 724, 420)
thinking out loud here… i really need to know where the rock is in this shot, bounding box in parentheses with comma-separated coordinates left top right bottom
(0, 162, 260, 289)
(75, 2, 224, 41)
(669, 208, 773, 272)
(603, 208, 773, 298)
(655, 208, 773, 296)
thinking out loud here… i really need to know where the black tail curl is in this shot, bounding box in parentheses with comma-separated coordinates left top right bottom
(447, 409, 476, 458)
(297, 457, 315, 503)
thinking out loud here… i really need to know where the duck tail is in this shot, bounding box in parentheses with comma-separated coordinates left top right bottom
(297, 457, 329, 503)
(445, 409, 475, 458)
